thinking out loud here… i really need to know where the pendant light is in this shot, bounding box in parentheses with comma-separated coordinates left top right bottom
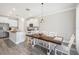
(26, 8, 31, 18)
(40, 3, 44, 23)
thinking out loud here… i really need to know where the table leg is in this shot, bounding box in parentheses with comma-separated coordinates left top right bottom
(54, 45, 57, 55)
(32, 38, 36, 47)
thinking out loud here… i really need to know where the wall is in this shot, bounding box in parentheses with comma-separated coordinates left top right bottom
(76, 4, 79, 54)
(39, 9, 76, 42)
(0, 16, 17, 27)
(18, 17, 25, 32)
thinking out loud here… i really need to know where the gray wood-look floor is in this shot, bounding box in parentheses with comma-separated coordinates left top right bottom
(0, 39, 30, 55)
(0, 38, 46, 55)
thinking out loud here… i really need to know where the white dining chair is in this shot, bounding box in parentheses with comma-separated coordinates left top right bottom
(46, 32, 57, 55)
(31, 30, 40, 47)
(55, 34, 75, 55)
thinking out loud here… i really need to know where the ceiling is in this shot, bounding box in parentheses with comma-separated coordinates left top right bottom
(0, 3, 76, 19)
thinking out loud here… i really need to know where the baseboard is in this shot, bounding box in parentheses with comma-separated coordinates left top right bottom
(9, 39, 25, 44)
(15, 39, 25, 44)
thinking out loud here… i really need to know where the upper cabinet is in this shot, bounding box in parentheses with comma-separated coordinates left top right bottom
(0, 16, 17, 27)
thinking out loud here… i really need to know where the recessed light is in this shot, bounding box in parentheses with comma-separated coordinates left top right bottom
(12, 8, 16, 11)
(7, 14, 10, 17)
(9, 11, 12, 14)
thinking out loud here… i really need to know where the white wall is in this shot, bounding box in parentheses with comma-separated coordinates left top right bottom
(39, 9, 76, 42)
(76, 4, 79, 54)
(18, 17, 25, 32)
(0, 16, 17, 27)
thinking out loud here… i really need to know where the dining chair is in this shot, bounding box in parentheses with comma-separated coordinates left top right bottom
(31, 30, 39, 47)
(46, 32, 57, 55)
(55, 34, 75, 55)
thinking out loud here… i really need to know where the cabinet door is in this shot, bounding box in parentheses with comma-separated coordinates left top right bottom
(9, 33, 16, 43)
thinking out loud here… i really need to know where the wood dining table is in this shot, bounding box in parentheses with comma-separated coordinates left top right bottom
(26, 33, 63, 45)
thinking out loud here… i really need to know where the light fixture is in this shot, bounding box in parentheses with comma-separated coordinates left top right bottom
(8, 8, 16, 17)
(26, 8, 31, 17)
(40, 3, 44, 23)
(12, 8, 16, 11)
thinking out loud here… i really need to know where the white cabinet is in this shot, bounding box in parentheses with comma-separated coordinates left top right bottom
(8, 20, 17, 27)
(0, 16, 17, 27)
(9, 32, 26, 44)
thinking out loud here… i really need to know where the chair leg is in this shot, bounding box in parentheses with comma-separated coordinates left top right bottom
(55, 49, 57, 55)
(47, 42, 51, 55)
(68, 51, 70, 55)
(54, 45, 57, 55)
(47, 51, 51, 55)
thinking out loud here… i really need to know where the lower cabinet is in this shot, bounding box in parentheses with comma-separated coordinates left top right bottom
(9, 32, 26, 44)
